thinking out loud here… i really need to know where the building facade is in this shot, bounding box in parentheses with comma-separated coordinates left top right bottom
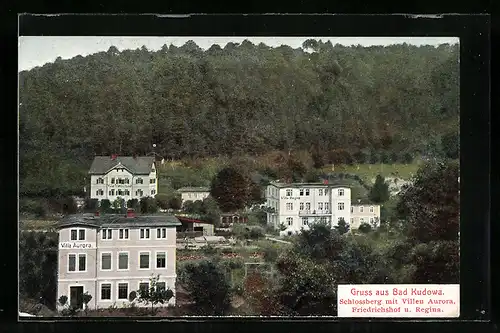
(264, 181, 380, 234)
(177, 187, 210, 204)
(350, 203, 381, 229)
(56, 212, 181, 310)
(89, 155, 158, 204)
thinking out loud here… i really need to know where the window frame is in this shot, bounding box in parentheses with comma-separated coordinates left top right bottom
(338, 189, 345, 196)
(140, 228, 150, 239)
(360, 206, 364, 213)
(78, 253, 87, 272)
(100, 282, 112, 301)
(305, 189, 310, 196)
(100, 252, 112, 271)
(138, 251, 151, 270)
(286, 189, 292, 196)
(338, 202, 345, 211)
(70, 229, 78, 241)
(156, 251, 167, 269)
(101, 229, 113, 240)
(117, 252, 129, 271)
(286, 217, 293, 226)
(119, 228, 129, 240)
(156, 228, 167, 239)
(117, 282, 129, 300)
(302, 217, 308, 226)
(68, 253, 77, 272)
(370, 206, 374, 213)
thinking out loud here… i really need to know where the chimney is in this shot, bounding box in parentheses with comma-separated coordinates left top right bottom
(126, 208, 135, 218)
(323, 179, 329, 185)
(111, 154, 118, 160)
(95, 211, 100, 216)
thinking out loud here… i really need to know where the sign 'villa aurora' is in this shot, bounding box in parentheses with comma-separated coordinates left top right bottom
(59, 242, 96, 250)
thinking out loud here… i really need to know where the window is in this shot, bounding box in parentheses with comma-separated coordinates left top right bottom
(156, 282, 166, 292)
(318, 202, 323, 210)
(139, 252, 150, 269)
(286, 189, 292, 196)
(96, 189, 104, 196)
(299, 189, 304, 196)
(125, 178, 130, 184)
(125, 190, 130, 196)
(111, 178, 115, 184)
(325, 202, 330, 211)
(96, 178, 104, 184)
(118, 283, 128, 300)
(139, 283, 149, 293)
(109, 189, 115, 196)
(68, 254, 76, 272)
(156, 252, 166, 268)
(299, 202, 304, 210)
(305, 189, 310, 196)
(119, 229, 129, 239)
(151, 190, 156, 195)
(305, 202, 311, 210)
(140, 228, 150, 239)
(78, 254, 86, 271)
(118, 252, 128, 270)
(319, 189, 323, 196)
(338, 202, 345, 211)
(70, 229, 77, 240)
(338, 217, 344, 223)
(360, 218, 365, 223)
(77, 229, 85, 240)
(286, 203, 293, 211)
(101, 284, 111, 300)
(325, 188, 329, 195)
(101, 253, 111, 270)
(102, 229, 112, 240)
(117, 190, 123, 196)
(286, 217, 293, 226)
(351, 218, 354, 224)
(136, 178, 143, 184)
(338, 189, 344, 196)
(351, 207, 353, 213)
(156, 228, 167, 239)
(302, 217, 308, 225)
(360, 207, 364, 213)
(136, 189, 143, 196)
(370, 206, 374, 213)
(370, 218, 374, 223)
(150, 178, 156, 184)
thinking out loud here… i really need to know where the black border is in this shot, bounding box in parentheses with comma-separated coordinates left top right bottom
(9, 13, 492, 333)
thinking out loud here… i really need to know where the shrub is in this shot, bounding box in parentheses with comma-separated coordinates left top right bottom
(84, 198, 99, 211)
(249, 226, 265, 239)
(100, 199, 112, 213)
(358, 223, 372, 233)
(58, 295, 68, 307)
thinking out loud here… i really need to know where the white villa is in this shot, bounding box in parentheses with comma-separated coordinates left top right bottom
(263, 181, 380, 235)
(88, 155, 158, 204)
(177, 187, 210, 204)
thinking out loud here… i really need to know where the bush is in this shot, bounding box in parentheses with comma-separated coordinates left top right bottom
(249, 226, 265, 239)
(155, 193, 170, 210)
(100, 199, 112, 213)
(358, 223, 372, 233)
(20, 198, 49, 217)
(126, 198, 139, 211)
(85, 198, 99, 211)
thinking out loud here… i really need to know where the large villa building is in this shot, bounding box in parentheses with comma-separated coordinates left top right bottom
(88, 155, 158, 204)
(177, 187, 210, 204)
(264, 181, 380, 234)
(56, 211, 181, 310)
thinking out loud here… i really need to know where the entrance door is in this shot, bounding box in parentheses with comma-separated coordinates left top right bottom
(70, 286, 84, 309)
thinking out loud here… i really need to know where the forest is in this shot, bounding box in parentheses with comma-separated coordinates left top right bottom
(19, 39, 459, 199)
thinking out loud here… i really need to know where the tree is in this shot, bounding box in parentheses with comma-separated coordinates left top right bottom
(112, 197, 125, 212)
(168, 196, 182, 210)
(334, 217, 350, 235)
(140, 197, 158, 214)
(369, 175, 390, 203)
(136, 274, 174, 314)
(397, 161, 459, 244)
(358, 222, 372, 233)
(100, 199, 112, 213)
(84, 198, 99, 212)
(210, 167, 254, 212)
(126, 198, 140, 211)
(155, 193, 170, 210)
(178, 260, 231, 315)
(441, 131, 459, 159)
(58, 295, 68, 308)
(62, 196, 78, 214)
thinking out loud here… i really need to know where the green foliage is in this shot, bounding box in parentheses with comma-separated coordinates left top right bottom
(112, 197, 126, 212)
(358, 223, 372, 233)
(210, 167, 260, 212)
(100, 199, 112, 213)
(126, 198, 140, 211)
(58, 295, 68, 306)
(155, 193, 170, 209)
(178, 259, 231, 315)
(85, 198, 99, 212)
(19, 231, 58, 308)
(20, 198, 49, 218)
(334, 217, 350, 235)
(369, 174, 390, 203)
(441, 131, 459, 159)
(168, 196, 182, 210)
(136, 274, 174, 314)
(140, 197, 158, 214)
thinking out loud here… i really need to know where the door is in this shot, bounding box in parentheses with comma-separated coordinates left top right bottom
(70, 286, 84, 309)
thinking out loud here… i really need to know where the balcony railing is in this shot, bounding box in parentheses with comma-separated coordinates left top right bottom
(299, 210, 331, 216)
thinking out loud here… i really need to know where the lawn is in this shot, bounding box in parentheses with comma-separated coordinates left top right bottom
(321, 162, 423, 183)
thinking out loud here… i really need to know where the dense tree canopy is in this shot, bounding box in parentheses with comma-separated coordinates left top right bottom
(19, 40, 459, 197)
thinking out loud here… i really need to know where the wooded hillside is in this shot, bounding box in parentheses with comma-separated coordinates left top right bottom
(19, 40, 459, 197)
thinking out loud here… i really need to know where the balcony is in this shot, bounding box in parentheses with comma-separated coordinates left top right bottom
(299, 210, 331, 216)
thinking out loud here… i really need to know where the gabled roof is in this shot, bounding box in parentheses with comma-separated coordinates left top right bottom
(88, 156, 155, 175)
